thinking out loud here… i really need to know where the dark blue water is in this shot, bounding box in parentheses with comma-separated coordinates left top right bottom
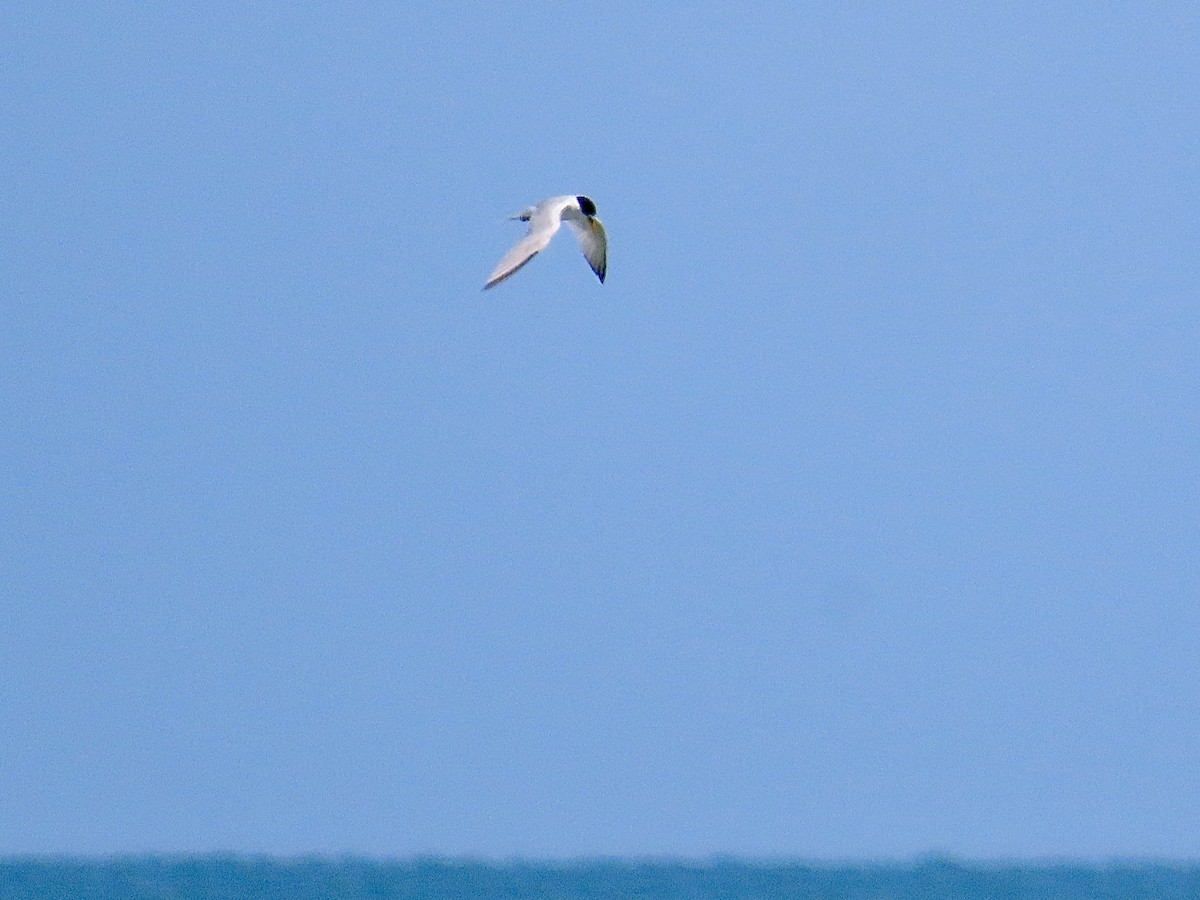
(3, 857, 1199, 899)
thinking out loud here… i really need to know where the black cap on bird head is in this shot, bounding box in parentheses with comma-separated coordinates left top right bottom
(576, 196, 597, 217)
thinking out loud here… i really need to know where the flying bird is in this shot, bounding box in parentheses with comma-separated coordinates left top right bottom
(483, 195, 607, 290)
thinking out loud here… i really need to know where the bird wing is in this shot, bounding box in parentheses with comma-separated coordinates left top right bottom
(564, 215, 607, 283)
(483, 218, 560, 290)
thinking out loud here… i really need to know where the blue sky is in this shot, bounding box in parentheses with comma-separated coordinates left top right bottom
(3, 4, 1198, 858)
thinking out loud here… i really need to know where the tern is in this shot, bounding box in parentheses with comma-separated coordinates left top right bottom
(483, 195, 607, 290)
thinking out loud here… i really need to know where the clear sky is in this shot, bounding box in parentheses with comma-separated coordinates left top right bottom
(3, 4, 1198, 859)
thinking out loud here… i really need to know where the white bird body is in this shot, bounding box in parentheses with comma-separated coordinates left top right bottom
(483, 195, 607, 290)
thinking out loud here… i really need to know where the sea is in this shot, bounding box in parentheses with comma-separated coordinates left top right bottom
(2, 857, 1199, 900)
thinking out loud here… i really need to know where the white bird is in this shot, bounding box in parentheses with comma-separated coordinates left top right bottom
(483, 195, 607, 290)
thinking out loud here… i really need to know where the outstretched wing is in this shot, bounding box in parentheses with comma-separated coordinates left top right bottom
(565, 216, 607, 283)
(483, 222, 557, 290)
